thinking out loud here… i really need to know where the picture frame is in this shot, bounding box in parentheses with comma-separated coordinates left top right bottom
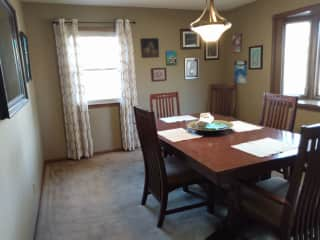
(232, 33, 242, 53)
(165, 50, 177, 65)
(151, 68, 167, 81)
(141, 38, 159, 58)
(180, 29, 201, 49)
(204, 41, 219, 60)
(249, 45, 263, 70)
(0, 0, 28, 120)
(20, 32, 32, 82)
(184, 58, 199, 80)
(234, 60, 247, 84)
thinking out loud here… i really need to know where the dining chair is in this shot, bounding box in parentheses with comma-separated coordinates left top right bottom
(134, 106, 213, 227)
(150, 92, 180, 119)
(260, 93, 298, 178)
(209, 84, 236, 116)
(238, 123, 320, 240)
(260, 93, 298, 132)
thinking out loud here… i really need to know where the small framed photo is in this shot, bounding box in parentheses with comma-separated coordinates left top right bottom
(184, 58, 199, 80)
(232, 33, 242, 53)
(180, 29, 201, 49)
(141, 38, 159, 58)
(205, 41, 219, 60)
(165, 50, 177, 65)
(249, 45, 263, 70)
(20, 32, 32, 82)
(151, 68, 167, 81)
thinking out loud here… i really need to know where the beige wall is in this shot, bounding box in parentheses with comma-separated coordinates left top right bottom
(23, 3, 224, 160)
(222, 0, 320, 131)
(0, 1, 43, 240)
(89, 105, 122, 153)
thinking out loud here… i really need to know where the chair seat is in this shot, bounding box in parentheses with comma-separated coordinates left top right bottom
(165, 156, 204, 191)
(240, 177, 289, 228)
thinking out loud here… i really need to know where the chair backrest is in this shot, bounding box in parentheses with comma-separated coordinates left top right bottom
(282, 124, 320, 238)
(150, 92, 180, 119)
(134, 107, 167, 200)
(210, 84, 236, 116)
(260, 93, 298, 131)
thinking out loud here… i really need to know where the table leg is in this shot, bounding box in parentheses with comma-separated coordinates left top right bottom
(206, 181, 241, 240)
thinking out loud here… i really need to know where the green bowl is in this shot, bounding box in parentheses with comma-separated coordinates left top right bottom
(187, 120, 233, 133)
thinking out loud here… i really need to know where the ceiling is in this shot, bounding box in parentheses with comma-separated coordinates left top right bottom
(20, 0, 256, 11)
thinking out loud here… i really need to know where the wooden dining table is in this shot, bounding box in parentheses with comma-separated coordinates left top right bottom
(156, 114, 301, 239)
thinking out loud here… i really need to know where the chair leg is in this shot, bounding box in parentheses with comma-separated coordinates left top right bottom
(141, 181, 149, 205)
(157, 194, 168, 228)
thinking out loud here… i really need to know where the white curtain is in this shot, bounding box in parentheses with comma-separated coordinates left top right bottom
(53, 19, 94, 160)
(116, 19, 140, 151)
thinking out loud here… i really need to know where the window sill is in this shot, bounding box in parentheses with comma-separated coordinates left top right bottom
(298, 99, 320, 112)
(88, 99, 120, 109)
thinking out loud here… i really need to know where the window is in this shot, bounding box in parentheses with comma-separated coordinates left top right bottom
(282, 21, 311, 96)
(272, 4, 320, 101)
(78, 30, 121, 103)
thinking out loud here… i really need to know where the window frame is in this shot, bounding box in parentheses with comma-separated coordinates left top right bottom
(272, 4, 320, 104)
(78, 28, 121, 105)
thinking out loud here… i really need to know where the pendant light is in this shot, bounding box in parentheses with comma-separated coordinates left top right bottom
(191, 0, 232, 42)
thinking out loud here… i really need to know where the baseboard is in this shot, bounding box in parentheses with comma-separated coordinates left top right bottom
(33, 161, 47, 240)
(44, 148, 124, 163)
(94, 148, 123, 156)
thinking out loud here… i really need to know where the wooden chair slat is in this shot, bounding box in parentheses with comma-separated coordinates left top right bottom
(210, 84, 236, 116)
(150, 92, 180, 119)
(260, 93, 298, 132)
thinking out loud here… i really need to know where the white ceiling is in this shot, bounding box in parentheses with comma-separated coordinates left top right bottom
(20, 0, 256, 11)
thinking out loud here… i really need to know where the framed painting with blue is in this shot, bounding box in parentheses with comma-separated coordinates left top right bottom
(165, 50, 177, 65)
(249, 45, 263, 70)
(20, 32, 32, 82)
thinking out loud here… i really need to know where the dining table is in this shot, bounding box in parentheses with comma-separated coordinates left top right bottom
(156, 114, 301, 239)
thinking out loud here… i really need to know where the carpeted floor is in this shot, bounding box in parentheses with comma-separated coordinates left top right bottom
(35, 150, 277, 240)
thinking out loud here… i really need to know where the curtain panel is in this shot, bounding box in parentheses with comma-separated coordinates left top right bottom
(116, 19, 140, 151)
(53, 19, 94, 160)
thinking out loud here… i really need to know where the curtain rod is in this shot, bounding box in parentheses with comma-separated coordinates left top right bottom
(52, 20, 136, 24)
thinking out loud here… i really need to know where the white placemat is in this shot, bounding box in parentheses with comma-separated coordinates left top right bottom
(160, 115, 197, 123)
(231, 121, 263, 132)
(157, 128, 202, 142)
(232, 137, 298, 157)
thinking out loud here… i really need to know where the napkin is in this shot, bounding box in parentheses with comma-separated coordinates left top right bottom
(157, 128, 202, 142)
(232, 137, 298, 158)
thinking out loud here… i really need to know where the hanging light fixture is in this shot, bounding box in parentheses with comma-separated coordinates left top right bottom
(191, 0, 232, 42)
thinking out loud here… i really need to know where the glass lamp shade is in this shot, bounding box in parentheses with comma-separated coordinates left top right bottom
(190, 0, 232, 42)
(191, 22, 232, 42)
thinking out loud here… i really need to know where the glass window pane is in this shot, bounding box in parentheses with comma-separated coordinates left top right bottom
(81, 70, 121, 102)
(78, 31, 121, 102)
(78, 34, 120, 69)
(282, 21, 311, 96)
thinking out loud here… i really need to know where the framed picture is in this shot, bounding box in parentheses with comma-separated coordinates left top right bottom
(249, 45, 263, 70)
(184, 58, 199, 80)
(0, 0, 28, 119)
(141, 38, 159, 58)
(151, 68, 166, 81)
(205, 41, 219, 60)
(180, 29, 201, 49)
(165, 50, 177, 65)
(232, 33, 242, 53)
(234, 60, 247, 84)
(20, 32, 32, 82)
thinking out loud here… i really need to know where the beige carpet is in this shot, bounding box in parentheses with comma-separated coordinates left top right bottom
(35, 150, 276, 240)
